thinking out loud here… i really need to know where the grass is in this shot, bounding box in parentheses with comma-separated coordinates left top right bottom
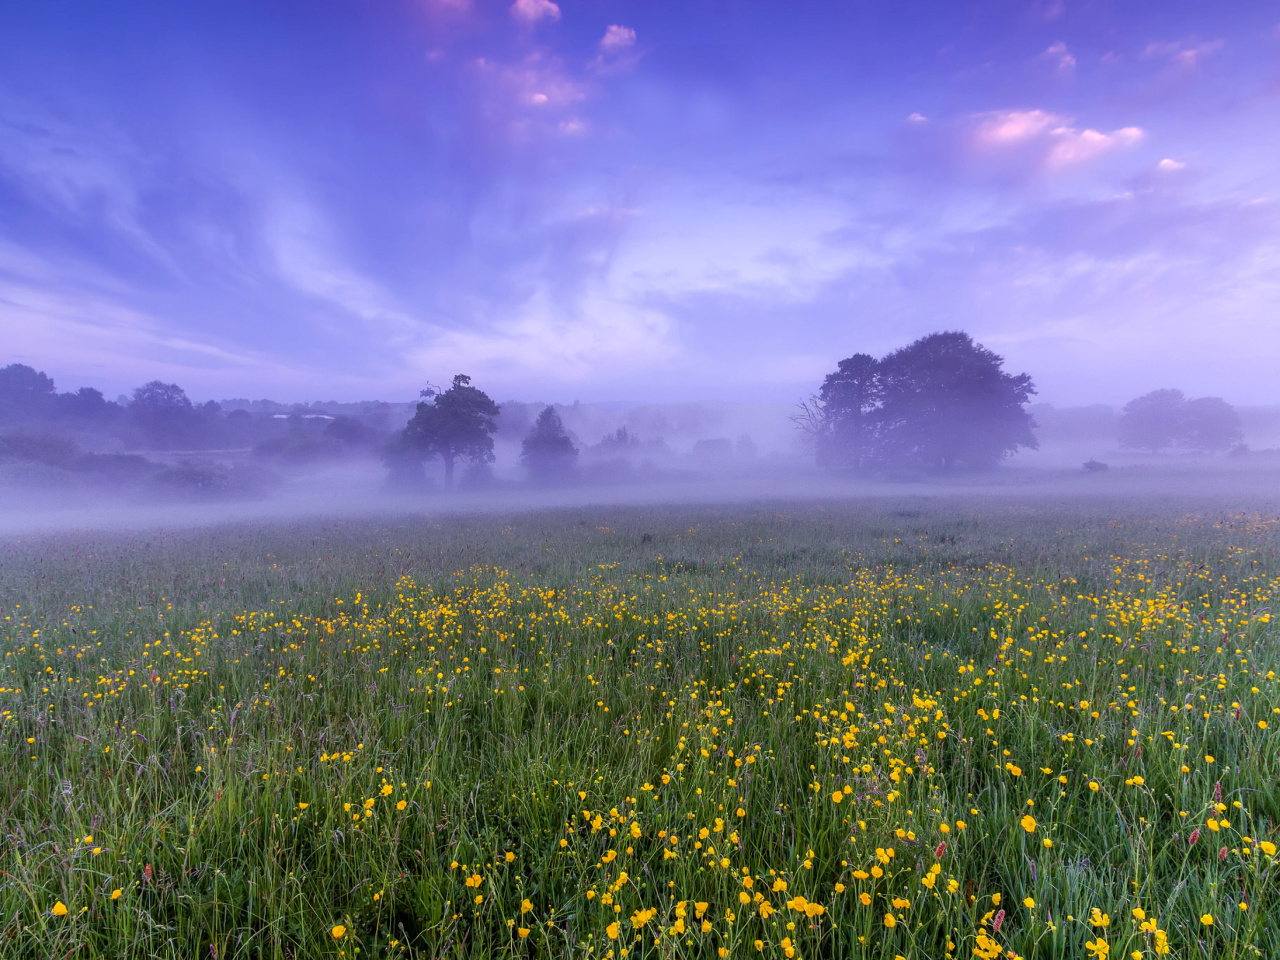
(0, 497, 1277, 959)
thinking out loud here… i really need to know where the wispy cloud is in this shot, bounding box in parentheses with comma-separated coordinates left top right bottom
(510, 0, 560, 25)
(1041, 41, 1076, 74)
(600, 25, 636, 53)
(1142, 38, 1224, 69)
(972, 110, 1143, 170)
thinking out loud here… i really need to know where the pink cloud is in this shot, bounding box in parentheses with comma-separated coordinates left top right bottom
(1142, 38, 1224, 68)
(973, 110, 1143, 170)
(511, 0, 560, 24)
(600, 25, 636, 52)
(1042, 41, 1076, 73)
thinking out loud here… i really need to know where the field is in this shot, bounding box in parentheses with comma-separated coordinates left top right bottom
(1, 498, 1277, 959)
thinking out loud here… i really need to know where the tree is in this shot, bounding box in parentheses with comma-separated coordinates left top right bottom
(0, 364, 57, 423)
(814, 353, 878, 470)
(1178, 397, 1242, 453)
(399, 374, 499, 488)
(520, 406, 578, 484)
(56, 386, 119, 424)
(873, 332, 1037, 471)
(1117, 389, 1185, 452)
(130, 381, 199, 450)
(805, 332, 1038, 474)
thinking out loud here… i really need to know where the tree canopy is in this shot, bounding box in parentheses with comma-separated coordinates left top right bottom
(1118, 389, 1242, 453)
(520, 406, 578, 484)
(398, 374, 500, 487)
(805, 332, 1038, 474)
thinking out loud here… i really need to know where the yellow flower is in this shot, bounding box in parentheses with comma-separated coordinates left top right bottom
(52, 901, 69, 917)
(380, 784, 393, 796)
(606, 922, 619, 940)
(1020, 814, 1037, 833)
(1085, 937, 1110, 958)
(298, 802, 309, 810)
(1023, 897, 1035, 909)
(505, 851, 516, 862)
(110, 889, 122, 900)
(860, 892, 872, 905)
(397, 799, 407, 811)
(884, 912, 896, 928)
(1200, 914, 1213, 926)
(1260, 841, 1277, 856)
(1089, 781, 1100, 792)
(1132, 907, 1145, 920)
(521, 898, 533, 914)
(331, 925, 346, 939)
(517, 927, 530, 938)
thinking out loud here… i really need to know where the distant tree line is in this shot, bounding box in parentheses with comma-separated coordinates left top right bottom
(1117, 389, 1243, 453)
(801, 332, 1038, 474)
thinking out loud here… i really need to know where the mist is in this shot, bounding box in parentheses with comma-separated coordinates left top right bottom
(2, 356, 1278, 539)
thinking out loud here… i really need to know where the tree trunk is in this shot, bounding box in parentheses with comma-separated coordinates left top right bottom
(442, 454, 455, 489)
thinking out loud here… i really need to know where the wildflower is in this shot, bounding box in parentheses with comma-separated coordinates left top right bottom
(111, 889, 122, 900)
(1023, 898, 1035, 909)
(505, 851, 515, 862)
(1260, 841, 1277, 856)
(52, 901, 69, 917)
(1200, 914, 1213, 926)
(331, 925, 346, 939)
(606, 922, 619, 940)
(521, 899, 533, 914)
(859, 892, 872, 906)
(884, 912, 896, 928)
(1020, 814, 1036, 833)
(1085, 937, 1110, 958)
(397, 799, 407, 811)
(517, 927, 530, 938)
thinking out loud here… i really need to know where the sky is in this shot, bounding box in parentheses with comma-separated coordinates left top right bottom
(1, 1, 1278, 407)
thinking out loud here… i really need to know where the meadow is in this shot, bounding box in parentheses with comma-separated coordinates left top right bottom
(0, 497, 1276, 959)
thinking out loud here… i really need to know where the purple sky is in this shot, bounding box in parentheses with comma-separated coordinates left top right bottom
(2, 1, 1278, 405)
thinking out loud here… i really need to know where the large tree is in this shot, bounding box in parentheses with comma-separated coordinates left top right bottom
(1118, 389, 1243, 453)
(1117, 389, 1185, 452)
(520, 406, 578, 484)
(0, 363, 57, 423)
(130, 380, 199, 450)
(1178, 396, 1243, 453)
(806, 332, 1038, 473)
(814, 353, 878, 471)
(400, 374, 499, 488)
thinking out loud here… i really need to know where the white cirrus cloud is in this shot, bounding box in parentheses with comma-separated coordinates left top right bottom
(973, 110, 1143, 169)
(1157, 157, 1186, 171)
(600, 25, 636, 52)
(511, 0, 560, 24)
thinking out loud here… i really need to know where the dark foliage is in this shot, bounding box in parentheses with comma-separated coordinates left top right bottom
(807, 332, 1038, 474)
(520, 406, 578, 484)
(1118, 390, 1242, 453)
(0, 364, 58, 423)
(393, 375, 500, 488)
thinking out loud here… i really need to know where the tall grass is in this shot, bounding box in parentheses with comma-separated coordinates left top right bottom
(0, 498, 1276, 958)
